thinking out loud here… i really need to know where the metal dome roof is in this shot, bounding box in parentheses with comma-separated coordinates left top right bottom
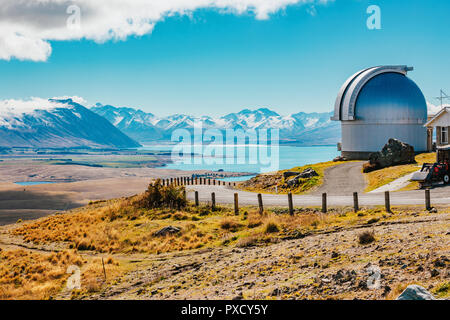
(332, 65, 427, 123)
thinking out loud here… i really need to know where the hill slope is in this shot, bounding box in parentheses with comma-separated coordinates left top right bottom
(0, 99, 141, 148)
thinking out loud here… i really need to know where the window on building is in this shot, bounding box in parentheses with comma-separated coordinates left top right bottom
(442, 127, 448, 144)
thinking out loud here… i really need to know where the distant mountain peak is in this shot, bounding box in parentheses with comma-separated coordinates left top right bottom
(90, 104, 339, 145)
(256, 107, 280, 117)
(0, 98, 140, 148)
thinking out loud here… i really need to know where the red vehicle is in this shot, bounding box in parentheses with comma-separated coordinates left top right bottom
(411, 148, 450, 189)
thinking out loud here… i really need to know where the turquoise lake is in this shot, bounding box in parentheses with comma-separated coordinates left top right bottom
(140, 145, 339, 174)
(15, 181, 58, 186)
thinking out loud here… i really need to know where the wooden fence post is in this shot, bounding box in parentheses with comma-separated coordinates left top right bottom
(288, 193, 294, 216)
(211, 192, 216, 210)
(353, 192, 359, 212)
(425, 189, 431, 211)
(195, 191, 199, 206)
(322, 193, 327, 213)
(385, 191, 391, 213)
(257, 193, 264, 215)
(234, 193, 239, 215)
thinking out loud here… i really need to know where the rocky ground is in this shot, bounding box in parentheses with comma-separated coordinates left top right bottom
(83, 211, 449, 300)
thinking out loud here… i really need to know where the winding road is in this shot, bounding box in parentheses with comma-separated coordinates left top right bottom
(186, 162, 450, 207)
(312, 161, 366, 195)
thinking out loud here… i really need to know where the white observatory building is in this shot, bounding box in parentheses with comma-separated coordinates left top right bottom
(332, 65, 428, 160)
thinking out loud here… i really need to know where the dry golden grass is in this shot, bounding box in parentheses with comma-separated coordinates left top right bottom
(13, 185, 443, 259)
(6, 181, 448, 300)
(12, 199, 222, 254)
(0, 248, 121, 300)
(5, 177, 449, 301)
(13, 190, 438, 258)
(364, 152, 436, 192)
(0, 249, 80, 300)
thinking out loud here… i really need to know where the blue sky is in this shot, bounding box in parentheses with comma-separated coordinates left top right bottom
(0, 0, 449, 116)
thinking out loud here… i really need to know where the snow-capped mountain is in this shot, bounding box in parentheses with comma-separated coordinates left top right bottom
(0, 98, 141, 148)
(91, 104, 340, 145)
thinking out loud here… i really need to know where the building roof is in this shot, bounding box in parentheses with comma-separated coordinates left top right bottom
(424, 107, 450, 127)
(332, 65, 417, 121)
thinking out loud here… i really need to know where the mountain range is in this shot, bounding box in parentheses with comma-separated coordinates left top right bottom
(91, 104, 340, 146)
(0, 98, 340, 148)
(0, 99, 140, 148)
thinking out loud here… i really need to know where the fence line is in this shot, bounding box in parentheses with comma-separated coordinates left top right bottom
(154, 178, 434, 213)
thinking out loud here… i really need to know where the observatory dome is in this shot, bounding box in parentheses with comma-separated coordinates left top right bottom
(332, 66, 428, 160)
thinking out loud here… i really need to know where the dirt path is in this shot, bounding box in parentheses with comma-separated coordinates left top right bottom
(86, 212, 449, 300)
(312, 161, 366, 195)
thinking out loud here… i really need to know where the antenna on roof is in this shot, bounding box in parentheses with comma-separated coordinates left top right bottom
(435, 90, 450, 108)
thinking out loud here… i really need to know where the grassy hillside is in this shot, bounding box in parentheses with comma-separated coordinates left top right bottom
(239, 161, 350, 194)
(1, 181, 449, 300)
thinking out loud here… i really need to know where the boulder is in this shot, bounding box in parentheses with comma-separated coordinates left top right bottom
(285, 168, 319, 187)
(283, 171, 299, 179)
(154, 226, 181, 237)
(396, 285, 436, 300)
(333, 156, 347, 162)
(363, 139, 416, 173)
(297, 168, 319, 179)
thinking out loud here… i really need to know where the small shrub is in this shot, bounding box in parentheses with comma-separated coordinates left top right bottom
(264, 222, 280, 234)
(76, 240, 95, 251)
(220, 219, 242, 232)
(310, 220, 319, 228)
(237, 235, 258, 248)
(363, 162, 379, 173)
(136, 180, 187, 210)
(358, 231, 376, 245)
(433, 282, 450, 298)
(198, 207, 211, 216)
(367, 218, 380, 225)
(248, 218, 262, 228)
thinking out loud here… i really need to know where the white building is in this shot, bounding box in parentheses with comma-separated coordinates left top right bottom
(332, 65, 429, 160)
(425, 107, 450, 162)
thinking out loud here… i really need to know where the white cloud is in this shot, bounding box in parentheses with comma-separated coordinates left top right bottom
(51, 95, 87, 104)
(0, 97, 77, 118)
(0, 0, 331, 61)
(427, 101, 450, 116)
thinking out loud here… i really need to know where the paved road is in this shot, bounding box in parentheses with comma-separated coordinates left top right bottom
(185, 161, 450, 207)
(312, 161, 366, 195)
(186, 184, 450, 207)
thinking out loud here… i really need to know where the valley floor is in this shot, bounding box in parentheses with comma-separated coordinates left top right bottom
(0, 162, 245, 225)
